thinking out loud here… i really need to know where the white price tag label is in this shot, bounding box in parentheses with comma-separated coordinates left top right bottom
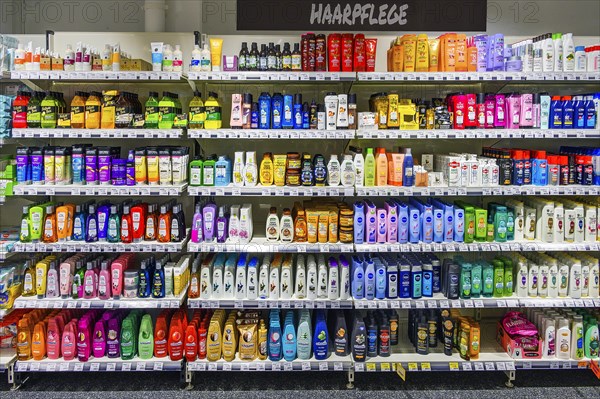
(46, 363, 56, 372)
(73, 363, 84, 372)
(30, 362, 40, 371)
(59, 362, 70, 371)
(302, 362, 311, 371)
(473, 362, 484, 371)
(90, 363, 100, 372)
(222, 363, 232, 371)
(121, 362, 131, 371)
(208, 363, 217, 371)
(319, 362, 329, 371)
(484, 362, 495, 371)
(462, 362, 472, 371)
(401, 301, 412, 309)
(153, 362, 163, 371)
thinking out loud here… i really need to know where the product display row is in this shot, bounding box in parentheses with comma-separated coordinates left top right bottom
(16, 145, 189, 187)
(12, 308, 598, 365)
(186, 252, 600, 302)
(20, 253, 190, 300)
(12, 145, 600, 189)
(11, 90, 600, 132)
(19, 200, 187, 244)
(387, 32, 599, 73)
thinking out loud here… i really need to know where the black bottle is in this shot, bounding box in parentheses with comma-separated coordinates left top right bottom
(275, 44, 282, 71)
(259, 44, 268, 71)
(248, 42, 259, 71)
(239, 42, 249, 71)
(267, 42, 277, 71)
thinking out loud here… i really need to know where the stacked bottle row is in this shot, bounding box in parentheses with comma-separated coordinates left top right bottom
(386, 32, 597, 73)
(364, 92, 599, 131)
(512, 253, 599, 299)
(227, 92, 355, 131)
(407, 309, 480, 360)
(236, 33, 376, 72)
(189, 151, 355, 188)
(20, 253, 191, 300)
(19, 200, 187, 244)
(13, 42, 137, 73)
(353, 197, 599, 245)
(11, 91, 190, 130)
(499, 310, 599, 361)
(188, 253, 351, 301)
(16, 145, 189, 187)
(15, 309, 182, 362)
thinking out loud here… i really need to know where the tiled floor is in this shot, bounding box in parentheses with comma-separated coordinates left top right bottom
(1, 370, 599, 398)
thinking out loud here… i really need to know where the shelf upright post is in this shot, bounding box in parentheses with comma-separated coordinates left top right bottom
(346, 368, 355, 389)
(183, 363, 194, 390)
(504, 369, 516, 388)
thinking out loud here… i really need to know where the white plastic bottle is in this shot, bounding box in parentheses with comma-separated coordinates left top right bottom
(327, 155, 341, 186)
(327, 259, 339, 300)
(556, 318, 571, 360)
(14, 43, 26, 71)
(581, 262, 590, 298)
(562, 33, 575, 72)
(589, 260, 599, 298)
(295, 255, 306, 299)
(235, 261, 247, 299)
(200, 43, 211, 72)
(543, 34, 554, 72)
(548, 260, 559, 298)
(528, 262, 539, 297)
(340, 154, 356, 187)
(243, 151, 258, 187)
(265, 208, 280, 242)
(558, 261, 569, 297)
(543, 317, 556, 358)
(162, 44, 173, 72)
(339, 260, 350, 300)
(575, 46, 587, 71)
(306, 255, 317, 300)
(317, 255, 328, 299)
(258, 257, 269, 299)
(553, 33, 563, 72)
(172, 44, 183, 72)
(246, 260, 257, 300)
(280, 260, 293, 299)
(516, 257, 528, 297)
(190, 44, 202, 72)
(568, 261, 582, 299)
(353, 148, 365, 187)
(232, 151, 245, 188)
(101, 44, 112, 71)
(533, 40, 542, 72)
(75, 42, 83, 71)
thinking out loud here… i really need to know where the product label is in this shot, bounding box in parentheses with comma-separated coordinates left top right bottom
(205, 106, 222, 121)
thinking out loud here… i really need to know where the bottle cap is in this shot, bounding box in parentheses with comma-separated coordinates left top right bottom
(209, 91, 218, 98)
(243, 93, 253, 104)
(294, 93, 302, 104)
(88, 204, 96, 213)
(477, 93, 485, 103)
(348, 93, 357, 104)
(46, 205, 54, 214)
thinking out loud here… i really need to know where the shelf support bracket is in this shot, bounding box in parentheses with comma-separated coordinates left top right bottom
(504, 369, 515, 388)
(9, 364, 27, 390)
(182, 365, 194, 390)
(346, 368, 355, 389)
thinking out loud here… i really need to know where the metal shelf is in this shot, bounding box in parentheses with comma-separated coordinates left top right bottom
(15, 357, 183, 372)
(10, 71, 183, 81)
(13, 183, 188, 196)
(354, 241, 600, 252)
(188, 185, 354, 197)
(355, 186, 599, 197)
(357, 71, 600, 82)
(13, 288, 187, 310)
(187, 354, 353, 371)
(356, 128, 600, 140)
(188, 298, 354, 309)
(187, 71, 355, 82)
(14, 234, 189, 253)
(188, 129, 354, 139)
(188, 238, 354, 253)
(11, 128, 184, 139)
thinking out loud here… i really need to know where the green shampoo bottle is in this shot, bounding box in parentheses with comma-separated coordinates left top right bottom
(138, 314, 154, 359)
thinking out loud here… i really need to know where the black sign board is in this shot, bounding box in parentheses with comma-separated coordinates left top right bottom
(237, 0, 487, 32)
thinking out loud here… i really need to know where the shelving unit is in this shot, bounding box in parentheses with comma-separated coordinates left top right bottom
(13, 183, 188, 196)
(11, 128, 184, 139)
(2, 32, 599, 392)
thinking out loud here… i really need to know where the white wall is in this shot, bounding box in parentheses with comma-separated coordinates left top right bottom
(1, 0, 599, 36)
